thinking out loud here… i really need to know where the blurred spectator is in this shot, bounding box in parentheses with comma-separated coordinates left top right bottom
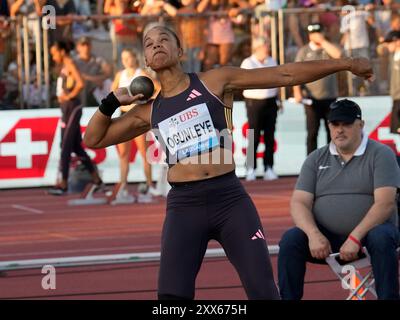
(163, 0, 206, 73)
(340, 4, 374, 94)
(72, 0, 92, 37)
(0, 17, 10, 78)
(385, 31, 400, 136)
(10, 0, 45, 39)
(241, 37, 280, 181)
(0, 0, 10, 16)
(285, 0, 309, 62)
(231, 36, 251, 66)
(141, 0, 165, 15)
(318, 0, 340, 44)
(166, 0, 182, 8)
(375, 0, 396, 42)
(2, 61, 18, 107)
(104, 0, 142, 68)
(391, 13, 400, 32)
(45, 0, 77, 44)
(293, 23, 342, 155)
(23, 81, 46, 108)
(22, 50, 47, 108)
(340, 3, 374, 58)
(48, 40, 103, 195)
(376, 12, 400, 93)
(10, 0, 44, 18)
(198, 0, 249, 70)
(111, 48, 158, 201)
(252, 0, 270, 40)
(73, 36, 113, 106)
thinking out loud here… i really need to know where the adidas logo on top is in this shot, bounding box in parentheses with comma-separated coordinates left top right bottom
(186, 89, 202, 101)
(251, 229, 265, 240)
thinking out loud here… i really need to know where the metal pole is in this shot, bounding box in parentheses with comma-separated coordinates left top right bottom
(42, 17, 50, 109)
(34, 17, 43, 106)
(22, 16, 30, 108)
(270, 11, 278, 63)
(16, 18, 24, 109)
(278, 9, 286, 101)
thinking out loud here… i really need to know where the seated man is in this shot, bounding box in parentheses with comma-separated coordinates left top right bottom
(278, 99, 400, 300)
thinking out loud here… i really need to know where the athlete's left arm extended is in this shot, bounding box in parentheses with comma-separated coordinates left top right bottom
(218, 57, 372, 91)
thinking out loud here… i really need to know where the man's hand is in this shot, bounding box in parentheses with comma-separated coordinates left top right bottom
(339, 238, 360, 261)
(308, 230, 332, 260)
(114, 87, 144, 106)
(349, 57, 374, 81)
(309, 32, 325, 46)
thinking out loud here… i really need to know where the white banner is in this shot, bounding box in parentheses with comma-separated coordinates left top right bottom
(0, 96, 397, 189)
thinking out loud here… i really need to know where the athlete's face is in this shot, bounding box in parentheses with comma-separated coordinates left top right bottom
(328, 119, 364, 152)
(50, 46, 63, 65)
(121, 51, 137, 69)
(76, 42, 91, 58)
(143, 27, 182, 71)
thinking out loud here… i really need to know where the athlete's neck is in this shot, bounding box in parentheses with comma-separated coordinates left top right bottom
(158, 69, 189, 98)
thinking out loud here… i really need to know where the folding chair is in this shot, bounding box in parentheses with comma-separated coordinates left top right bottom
(326, 247, 400, 300)
(326, 247, 377, 300)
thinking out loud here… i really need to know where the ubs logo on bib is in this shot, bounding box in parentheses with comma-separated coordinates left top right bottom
(179, 108, 199, 123)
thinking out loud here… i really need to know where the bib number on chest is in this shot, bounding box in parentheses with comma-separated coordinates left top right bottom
(158, 103, 219, 160)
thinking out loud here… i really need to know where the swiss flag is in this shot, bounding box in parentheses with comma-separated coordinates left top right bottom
(368, 114, 399, 155)
(0, 118, 59, 179)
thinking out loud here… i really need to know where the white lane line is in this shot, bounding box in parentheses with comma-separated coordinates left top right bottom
(11, 205, 43, 214)
(0, 244, 161, 258)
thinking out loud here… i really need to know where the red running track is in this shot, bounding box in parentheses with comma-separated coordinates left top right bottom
(0, 178, 373, 300)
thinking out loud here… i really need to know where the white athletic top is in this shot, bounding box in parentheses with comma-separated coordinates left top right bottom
(241, 55, 278, 100)
(118, 68, 142, 88)
(118, 68, 142, 112)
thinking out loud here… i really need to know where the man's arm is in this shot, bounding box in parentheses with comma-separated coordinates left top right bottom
(197, 0, 210, 13)
(291, 190, 332, 259)
(34, 0, 46, 15)
(10, 0, 24, 17)
(339, 187, 397, 261)
(340, 144, 400, 261)
(291, 190, 318, 235)
(351, 187, 397, 241)
(162, 1, 178, 17)
(202, 57, 372, 97)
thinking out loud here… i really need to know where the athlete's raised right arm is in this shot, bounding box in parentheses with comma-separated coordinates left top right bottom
(84, 88, 151, 149)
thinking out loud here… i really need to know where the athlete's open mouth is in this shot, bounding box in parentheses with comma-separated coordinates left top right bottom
(154, 51, 166, 57)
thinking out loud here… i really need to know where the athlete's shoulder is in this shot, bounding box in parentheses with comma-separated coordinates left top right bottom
(198, 67, 240, 91)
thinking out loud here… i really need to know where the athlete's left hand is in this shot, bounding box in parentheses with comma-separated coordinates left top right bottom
(114, 87, 144, 106)
(349, 57, 374, 82)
